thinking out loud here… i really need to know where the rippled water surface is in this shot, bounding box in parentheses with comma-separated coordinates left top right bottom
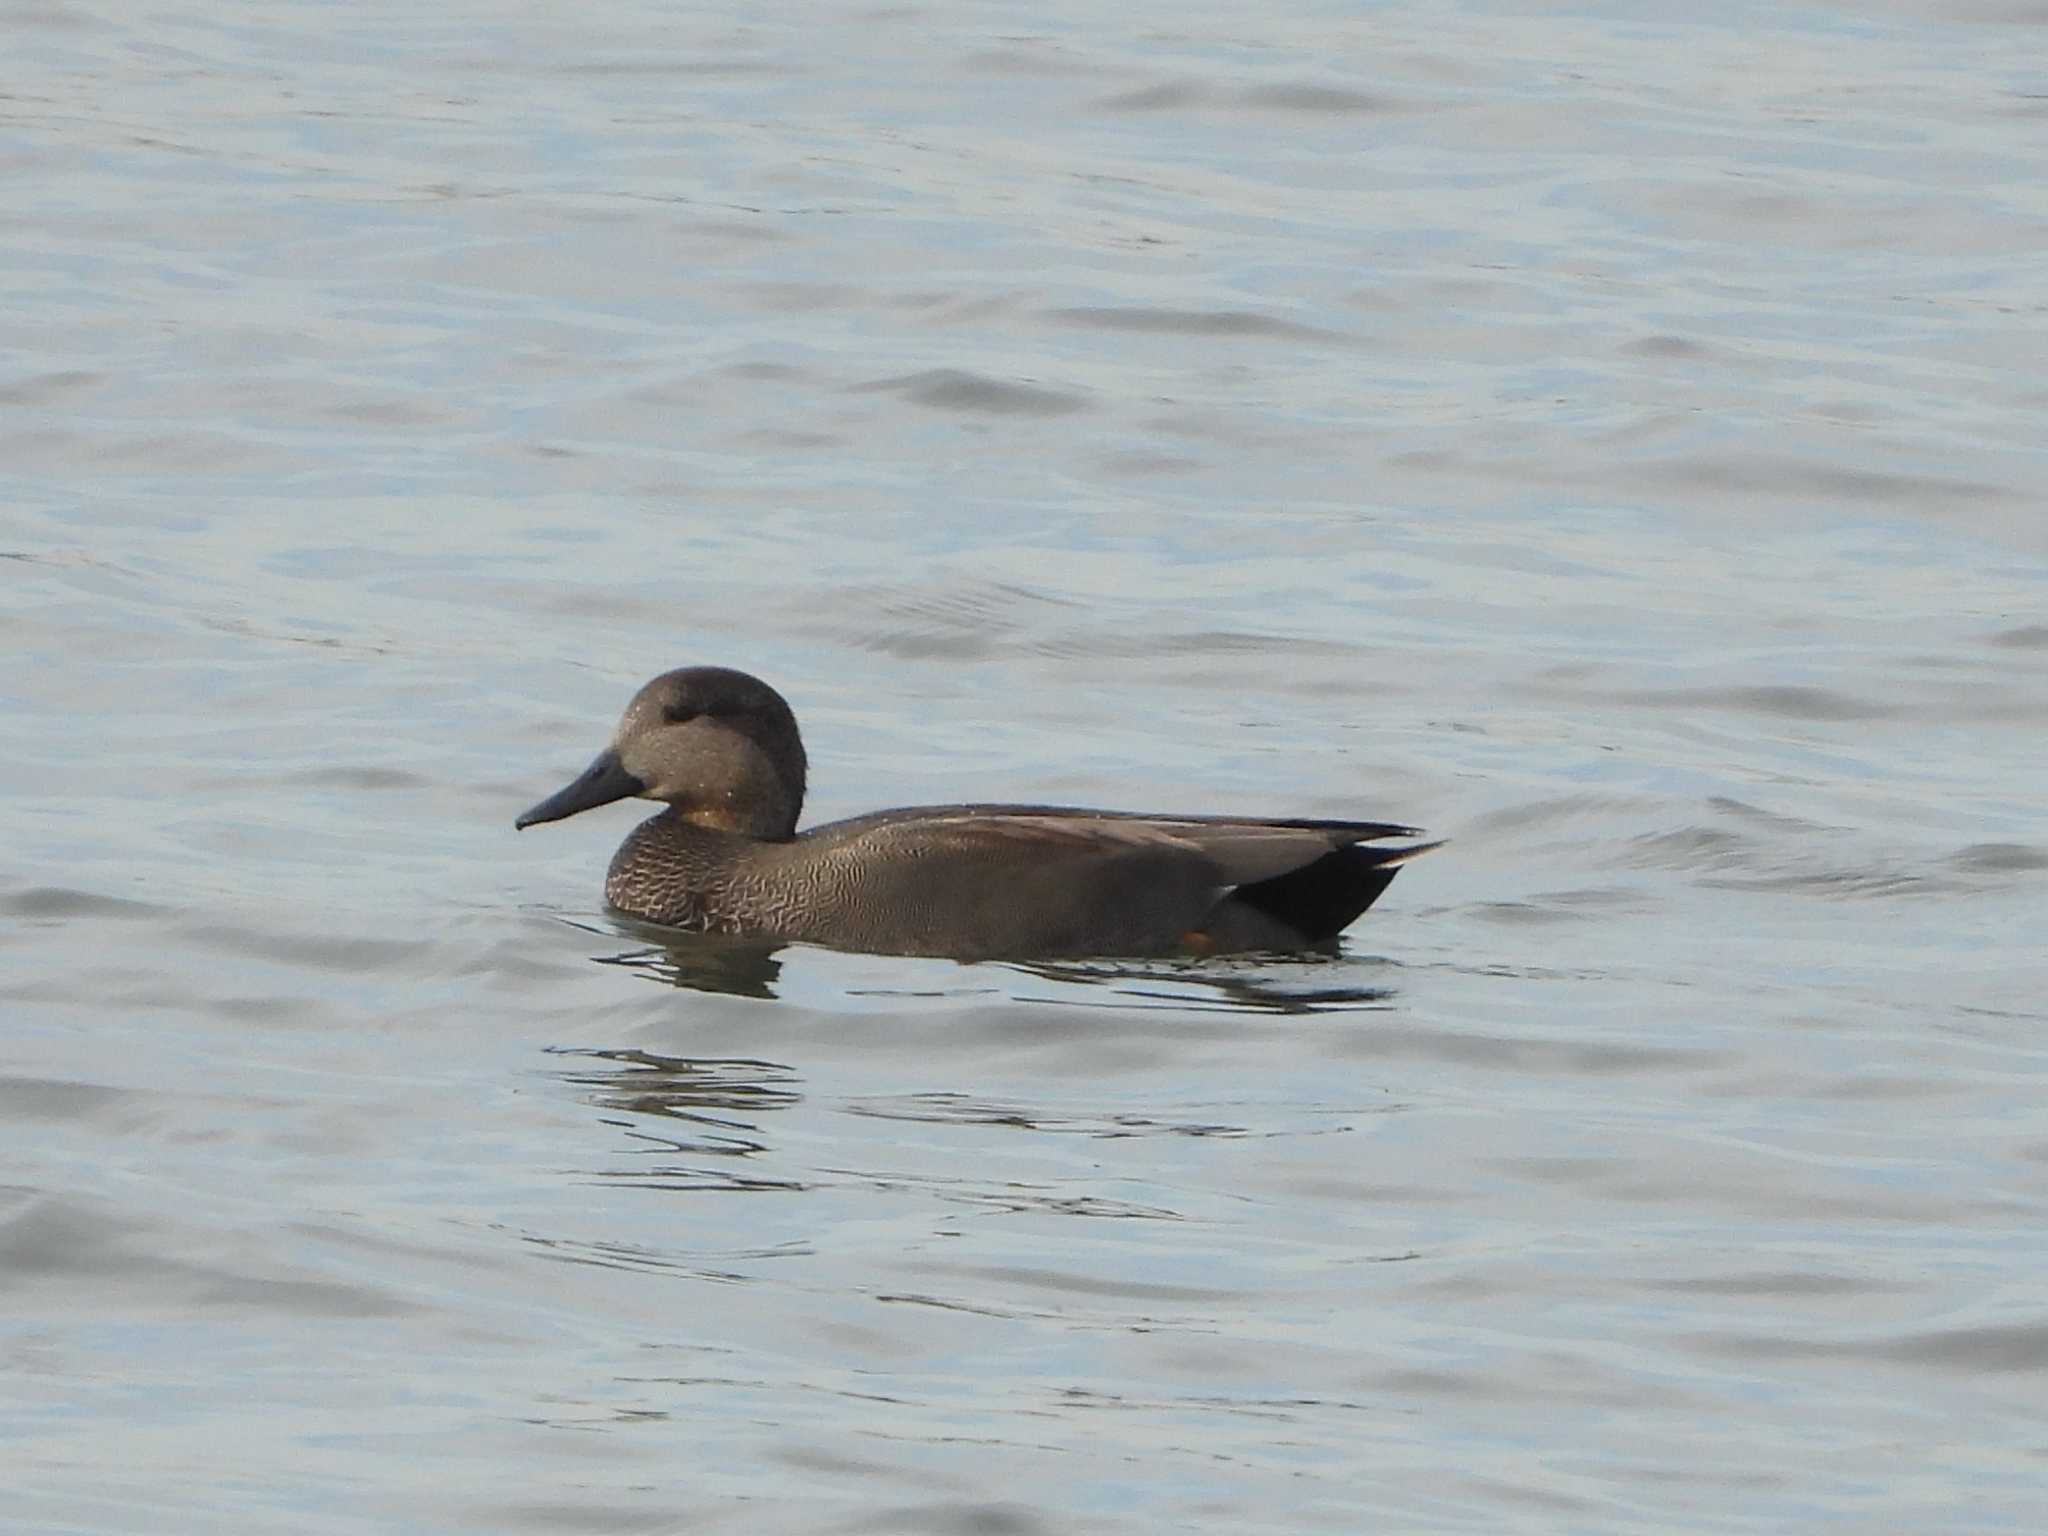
(6, 2, 2047, 1531)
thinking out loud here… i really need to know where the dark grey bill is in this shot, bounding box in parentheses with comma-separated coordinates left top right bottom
(515, 749, 646, 829)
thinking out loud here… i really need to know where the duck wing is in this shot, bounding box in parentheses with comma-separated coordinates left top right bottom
(786, 805, 1435, 957)
(1046, 814, 1421, 887)
(809, 805, 1419, 874)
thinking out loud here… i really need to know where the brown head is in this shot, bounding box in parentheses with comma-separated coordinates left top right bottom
(515, 667, 808, 839)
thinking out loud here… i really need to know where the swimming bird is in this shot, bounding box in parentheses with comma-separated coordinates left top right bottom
(516, 667, 1436, 960)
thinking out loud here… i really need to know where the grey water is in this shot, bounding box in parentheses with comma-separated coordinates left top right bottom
(5, 2, 2046, 1531)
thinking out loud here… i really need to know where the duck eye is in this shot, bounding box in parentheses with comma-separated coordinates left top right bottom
(664, 704, 701, 724)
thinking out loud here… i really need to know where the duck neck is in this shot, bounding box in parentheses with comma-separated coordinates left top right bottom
(667, 800, 797, 841)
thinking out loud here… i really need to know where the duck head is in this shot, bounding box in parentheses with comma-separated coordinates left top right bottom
(515, 667, 808, 839)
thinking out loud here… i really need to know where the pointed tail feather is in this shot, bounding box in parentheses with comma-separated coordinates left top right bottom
(1228, 840, 1442, 943)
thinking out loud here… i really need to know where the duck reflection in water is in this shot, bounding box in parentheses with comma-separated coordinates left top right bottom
(593, 920, 789, 1000)
(588, 918, 1399, 1013)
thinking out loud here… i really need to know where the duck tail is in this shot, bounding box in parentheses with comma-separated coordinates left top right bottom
(1228, 840, 1442, 943)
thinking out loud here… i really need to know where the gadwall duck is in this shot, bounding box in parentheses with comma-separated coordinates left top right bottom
(517, 667, 1437, 960)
